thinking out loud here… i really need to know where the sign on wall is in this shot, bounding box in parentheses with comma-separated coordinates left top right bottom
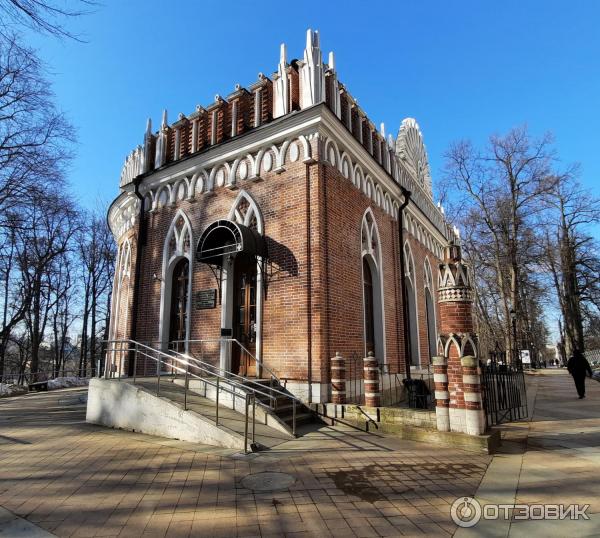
(195, 289, 217, 309)
(520, 350, 531, 364)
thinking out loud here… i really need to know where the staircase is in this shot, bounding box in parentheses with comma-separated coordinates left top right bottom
(240, 378, 316, 433)
(94, 339, 321, 451)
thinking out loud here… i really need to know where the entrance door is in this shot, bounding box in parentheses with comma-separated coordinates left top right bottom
(169, 259, 189, 353)
(232, 257, 257, 376)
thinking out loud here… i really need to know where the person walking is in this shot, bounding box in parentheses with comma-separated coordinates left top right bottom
(567, 350, 593, 399)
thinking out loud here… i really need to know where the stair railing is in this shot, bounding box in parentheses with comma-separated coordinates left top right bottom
(166, 339, 301, 436)
(102, 339, 259, 453)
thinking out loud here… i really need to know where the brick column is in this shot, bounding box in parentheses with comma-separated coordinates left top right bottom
(432, 356, 450, 431)
(331, 352, 346, 404)
(461, 356, 485, 435)
(363, 352, 380, 407)
(437, 240, 485, 435)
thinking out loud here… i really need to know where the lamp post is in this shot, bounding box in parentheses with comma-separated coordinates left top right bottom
(509, 308, 518, 368)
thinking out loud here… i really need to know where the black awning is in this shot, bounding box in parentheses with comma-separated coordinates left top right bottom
(196, 219, 266, 266)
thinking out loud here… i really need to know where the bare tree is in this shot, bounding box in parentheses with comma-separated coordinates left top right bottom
(443, 126, 557, 362)
(543, 175, 600, 355)
(0, 0, 96, 40)
(21, 190, 79, 377)
(78, 211, 115, 376)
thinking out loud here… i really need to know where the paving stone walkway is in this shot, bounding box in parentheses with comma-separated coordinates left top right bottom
(456, 368, 600, 537)
(0, 387, 490, 537)
(3, 370, 596, 537)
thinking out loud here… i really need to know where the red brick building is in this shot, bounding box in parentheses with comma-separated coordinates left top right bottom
(107, 29, 457, 404)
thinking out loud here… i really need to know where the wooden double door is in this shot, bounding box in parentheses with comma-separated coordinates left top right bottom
(232, 257, 257, 376)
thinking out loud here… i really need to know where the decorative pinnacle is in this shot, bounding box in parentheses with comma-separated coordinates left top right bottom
(306, 28, 320, 48)
(145, 117, 152, 135)
(160, 109, 168, 130)
(380, 122, 386, 137)
(328, 51, 335, 71)
(279, 43, 287, 65)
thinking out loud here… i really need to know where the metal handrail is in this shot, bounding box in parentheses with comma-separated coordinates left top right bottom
(103, 339, 257, 453)
(144, 339, 302, 435)
(170, 338, 284, 388)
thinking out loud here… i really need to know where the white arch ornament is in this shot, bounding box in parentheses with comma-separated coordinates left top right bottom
(106, 239, 132, 377)
(159, 210, 194, 351)
(361, 208, 386, 364)
(218, 190, 265, 373)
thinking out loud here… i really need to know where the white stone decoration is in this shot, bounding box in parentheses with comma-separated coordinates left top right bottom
(299, 29, 326, 109)
(361, 208, 386, 363)
(289, 142, 299, 162)
(396, 118, 433, 198)
(262, 151, 272, 172)
(327, 51, 341, 119)
(216, 168, 225, 187)
(238, 159, 248, 180)
(155, 110, 169, 169)
(273, 44, 289, 119)
(159, 210, 193, 348)
(120, 145, 144, 187)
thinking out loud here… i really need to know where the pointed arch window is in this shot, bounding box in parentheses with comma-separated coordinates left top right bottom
(424, 258, 437, 362)
(361, 209, 385, 362)
(160, 210, 193, 350)
(404, 241, 420, 366)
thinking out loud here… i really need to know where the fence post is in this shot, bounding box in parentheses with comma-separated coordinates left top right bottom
(432, 356, 450, 432)
(461, 355, 485, 435)
(363, 352, 380, 407)
(331, 352, 346, 404)
(215, 377, 220, 426)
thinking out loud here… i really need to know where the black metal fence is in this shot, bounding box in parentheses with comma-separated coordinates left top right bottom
(481, 359, 528, 427)
(342, 353, 433, 409)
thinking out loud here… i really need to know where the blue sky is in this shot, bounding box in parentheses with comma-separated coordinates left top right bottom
(26, 0, 599, 213)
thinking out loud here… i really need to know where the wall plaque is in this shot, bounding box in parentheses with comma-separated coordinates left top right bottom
(195, 289, 217, 309)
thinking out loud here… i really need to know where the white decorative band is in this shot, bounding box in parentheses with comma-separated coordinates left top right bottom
(331, 390, 346, 395)
(365, 392, 381, 397)
(463, 392, 482, 403)
(363, 367, 379, 371)
(462, 374, 480, 385)
(331, 378, 346, 383)
(435, 390, 450, 400)
(433, 373, 447, 383)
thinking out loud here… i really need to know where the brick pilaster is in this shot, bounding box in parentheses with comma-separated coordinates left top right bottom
(363, 352, 380, 407)
(432, 356, 450, 431)
(330, 352, 346, 404)
(461, 355, 485, 435)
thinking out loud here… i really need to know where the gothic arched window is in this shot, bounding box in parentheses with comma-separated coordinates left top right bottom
(424, 258, 437, 362)
(361, 209, 385, 361)
(404, 241, 420, 366)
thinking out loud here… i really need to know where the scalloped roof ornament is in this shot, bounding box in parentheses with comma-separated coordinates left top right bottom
(395, 118, 433, 199)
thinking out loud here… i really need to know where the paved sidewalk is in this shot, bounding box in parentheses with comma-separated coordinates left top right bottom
(457, 369, 600, 537)
(0, 388, 490, 537)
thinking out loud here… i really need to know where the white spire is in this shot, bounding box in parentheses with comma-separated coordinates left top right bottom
(300, 28, 326, 109)
(328, 50, 335, 71)
(161, 109, 168, 130)
(273, 43, 289, 118)
(380, 122, 386, 137)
